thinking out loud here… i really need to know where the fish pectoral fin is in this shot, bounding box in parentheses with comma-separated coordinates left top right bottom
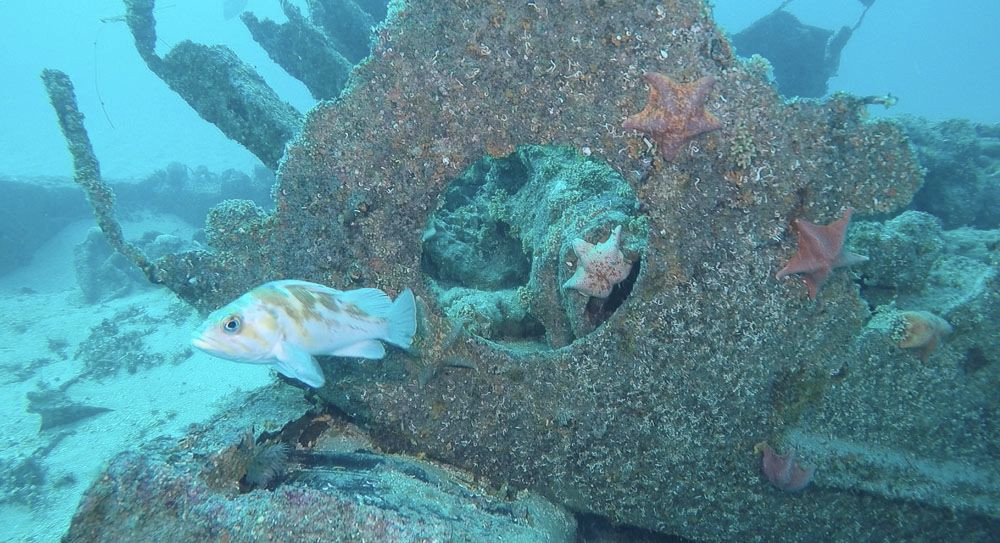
(332, 340, 386, 359)
(272, 342, 326, 388)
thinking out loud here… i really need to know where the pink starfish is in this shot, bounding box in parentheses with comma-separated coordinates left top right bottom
(760, 443, 815, 492)
(562, 225, 633, 298)
(775, 208, 868, 300)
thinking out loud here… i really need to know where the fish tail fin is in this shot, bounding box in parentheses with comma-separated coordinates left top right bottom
(383, 288, 416, 349)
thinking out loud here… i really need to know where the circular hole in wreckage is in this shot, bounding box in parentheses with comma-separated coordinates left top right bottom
(420, 145, 645, 350)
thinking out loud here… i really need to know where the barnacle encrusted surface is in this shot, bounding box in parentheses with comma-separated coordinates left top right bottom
(162, 1, 999, 541)
(64, 385, 575, 542)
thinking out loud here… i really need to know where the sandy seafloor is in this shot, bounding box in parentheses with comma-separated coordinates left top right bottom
(0, 213, 273, 542)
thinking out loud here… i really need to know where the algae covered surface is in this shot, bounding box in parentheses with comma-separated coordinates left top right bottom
(61, 1, 999, 541)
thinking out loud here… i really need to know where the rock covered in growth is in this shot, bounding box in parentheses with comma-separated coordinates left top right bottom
(63, 385, 576, 543)
(41, 68, 158, 283)
(123, 0, 302, 170)
(784, 210, 1000, 519)
(853, 211, 999, 313)
(0, 164, 269, 282)
(242, 1, 354, 101)
(0, 447, 50, 507)
(157, 42, 302, 170)
(901, 117, 1000, 229)
(113, 163, 274, 227)
(73, 228, 148, 303)
(148, 1, 1000, 541)
(74, 227, 205, 304)
(65, 453, 576, 543)
(306, 0, 381, 63)
(851, 211, 946, 294)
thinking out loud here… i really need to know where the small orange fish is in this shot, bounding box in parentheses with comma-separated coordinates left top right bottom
(192, 280, 416, 387)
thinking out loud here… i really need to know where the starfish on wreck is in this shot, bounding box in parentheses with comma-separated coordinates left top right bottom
(896, 310, 953, 361)
(622, 72, 723, 161)
(562, 225, 633, 298)
(757, 442, 815, 492)
(775, 208, 869, 300)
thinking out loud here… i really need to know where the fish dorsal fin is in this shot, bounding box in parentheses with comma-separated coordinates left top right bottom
(268, 279, 341, 297)
(267, 281, 393, 319)
(272, 341, 326, 388)
(333, 339, 386, 359)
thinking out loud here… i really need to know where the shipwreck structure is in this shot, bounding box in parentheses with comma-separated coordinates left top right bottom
(50, 1, 998, 541)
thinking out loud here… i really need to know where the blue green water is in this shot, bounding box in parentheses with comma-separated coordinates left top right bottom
(1, 1, 997, 179)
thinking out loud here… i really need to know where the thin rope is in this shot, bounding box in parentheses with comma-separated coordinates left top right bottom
(93, 24, 116, 130)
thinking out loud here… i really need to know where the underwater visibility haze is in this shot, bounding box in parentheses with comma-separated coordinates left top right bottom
(1, 1, 998, 541)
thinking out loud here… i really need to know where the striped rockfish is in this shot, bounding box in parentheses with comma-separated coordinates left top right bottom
(192, 280, 416, 388)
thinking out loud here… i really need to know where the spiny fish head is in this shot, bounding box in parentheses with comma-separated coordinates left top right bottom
(191, 293, 280, 363)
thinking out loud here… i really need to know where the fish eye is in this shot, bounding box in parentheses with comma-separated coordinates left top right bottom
(222, 315, 242, 334)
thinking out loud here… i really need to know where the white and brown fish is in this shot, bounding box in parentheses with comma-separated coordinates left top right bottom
(192, 280, 416, 388)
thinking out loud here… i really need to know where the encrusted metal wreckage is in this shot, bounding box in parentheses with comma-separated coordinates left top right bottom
(49, 0, 998, 541)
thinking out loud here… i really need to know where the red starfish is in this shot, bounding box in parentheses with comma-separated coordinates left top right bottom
(622, 73, 723, 161)
(775, 208, 868, 300)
